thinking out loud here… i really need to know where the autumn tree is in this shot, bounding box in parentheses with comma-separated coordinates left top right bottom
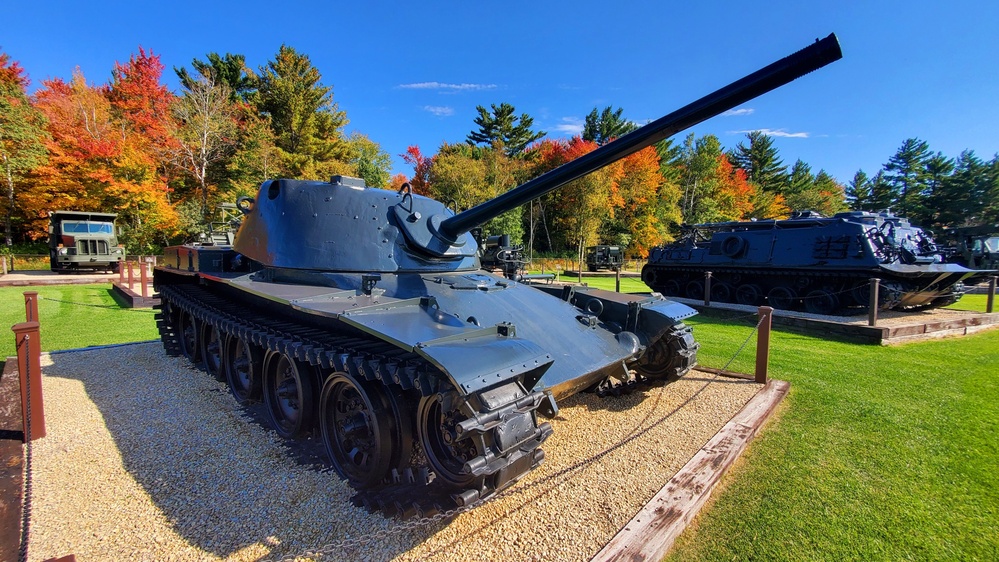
(28, 63, 178, 251)
(347, 132, 391, 188)
(0, 52, 48, 246)
(401, 145, 432, 196)
(466, 103, 545, 156)
(170, 72, 237, 226)
(582, 106, 637, 145)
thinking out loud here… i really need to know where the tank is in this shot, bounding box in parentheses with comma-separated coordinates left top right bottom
(153, 34, 842, 515)
(642, 210, 979, 314)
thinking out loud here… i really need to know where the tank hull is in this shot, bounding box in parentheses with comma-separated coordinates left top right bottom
(154, 254, 698, 513)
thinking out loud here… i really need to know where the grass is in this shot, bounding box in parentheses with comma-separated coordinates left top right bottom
(664, 311, 999, 561)
(1, 284, 160, 359)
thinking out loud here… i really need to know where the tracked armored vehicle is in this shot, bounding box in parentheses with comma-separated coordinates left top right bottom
(154, 34, 842, 515)
(642, 211, 978, 314)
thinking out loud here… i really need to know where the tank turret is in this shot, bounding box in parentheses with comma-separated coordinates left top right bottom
(155, 35, 842, 516)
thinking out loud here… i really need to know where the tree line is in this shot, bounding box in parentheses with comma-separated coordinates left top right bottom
(2, 47, 997, 258)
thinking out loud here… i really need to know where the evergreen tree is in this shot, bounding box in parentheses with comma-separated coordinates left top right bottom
(869, 170, 894, 212)
(918, 151, 955, 227)
(884, 137, 931, 217)
(176, 52, 255, 103)
(845, 170, 872, 211)
(582, 106, 637, 145)
(254, 45, 351, 178)
(729, 131, 788, 194)
(466, 103, 545, 156)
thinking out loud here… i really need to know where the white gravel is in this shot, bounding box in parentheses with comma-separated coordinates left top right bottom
(26, 343, 761, 562)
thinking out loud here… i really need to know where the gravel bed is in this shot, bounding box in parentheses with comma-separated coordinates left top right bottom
(27, 342, 761, 561)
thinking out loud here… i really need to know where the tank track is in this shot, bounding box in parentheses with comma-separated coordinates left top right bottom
(154, 282, 552, 518)
(592, 323, 698, 397)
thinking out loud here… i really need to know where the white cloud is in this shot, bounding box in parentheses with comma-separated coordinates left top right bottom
(398, 82, 497, 91)
(422, 105, 455, 117)
(722, 108, 755, 117)
(730, 128, 810, 138)
(553, 117, 584, 136)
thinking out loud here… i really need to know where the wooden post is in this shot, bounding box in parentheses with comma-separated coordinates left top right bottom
(988, 276, 996, 314)
(127, 260, 134, 289)
(118, 259, 125, 284)
(139, 260, 149, 298)
(868, 278, 880, 327)
(755, 306, 772, 384)
(615, 267, 621, 293)
(24, 291, 39, 323)
(13, 322, 45, 441)
(1, 255, 7, 275)
(704, 271, 712, 306)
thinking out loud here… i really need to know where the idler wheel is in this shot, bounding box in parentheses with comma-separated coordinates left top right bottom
(735, 284, 764, 306)
(179, 310, 201, 364)
(417, 391, 486, 488)
(320, 373, 405, 488)
(635, 322, 698, 379)
(263, 352, 317, 439)
(767, 285, 798, 310)
(200, 323, 225, 381)
(710, 281, 734, 303)
(804, 289, 840, 315)
(224, 335, 262, 403)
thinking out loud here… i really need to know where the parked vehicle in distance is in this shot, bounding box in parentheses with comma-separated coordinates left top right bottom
(586, 245, 623, 271)
(642, 211, 979, 314)
(938, 224, 999, 275)
(48, 210, 124, 273)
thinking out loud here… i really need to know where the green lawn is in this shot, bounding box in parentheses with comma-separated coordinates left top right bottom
(665, 312, 999, 561)
(1, 284, 160, 359)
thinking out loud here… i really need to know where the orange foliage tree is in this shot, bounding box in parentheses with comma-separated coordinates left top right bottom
(25, 52, 179, 251)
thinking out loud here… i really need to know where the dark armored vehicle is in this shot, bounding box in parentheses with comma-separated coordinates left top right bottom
(48, 210, 124, 273)
(586, 245, 624, 271)
(153, 35, 842, 514)
(642, 210, 977, 314)
(939, 224, 999, 273)
(474, 232, 526, 279)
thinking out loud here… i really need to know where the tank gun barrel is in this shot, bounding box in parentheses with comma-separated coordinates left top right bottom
(438, 33, 842, 240)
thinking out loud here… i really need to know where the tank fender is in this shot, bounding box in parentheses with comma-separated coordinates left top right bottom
(334, 296, 554, 395)
(543, 286, 697, 348)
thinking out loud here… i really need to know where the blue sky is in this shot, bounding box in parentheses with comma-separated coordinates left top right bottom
(5, 1, 998, 185)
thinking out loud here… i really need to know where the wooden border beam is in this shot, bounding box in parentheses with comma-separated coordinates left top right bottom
(592, 378, 790, 561)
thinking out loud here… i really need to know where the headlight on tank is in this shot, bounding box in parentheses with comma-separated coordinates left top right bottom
(58, 247, 68, 256)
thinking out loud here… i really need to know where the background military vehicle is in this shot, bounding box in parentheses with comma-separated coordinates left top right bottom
(48, 210, 124, 273)
(586, 245, 624, 271)
(642, 211, 976, 314)
(153, 34, 842, 515)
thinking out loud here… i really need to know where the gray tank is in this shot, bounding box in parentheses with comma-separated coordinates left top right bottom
(153, 34, 842, 516)
(642, 211, 978, 314)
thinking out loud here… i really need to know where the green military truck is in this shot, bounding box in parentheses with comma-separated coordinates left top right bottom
(49, 211, 125, 273)
(585, 245, 624, 272)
